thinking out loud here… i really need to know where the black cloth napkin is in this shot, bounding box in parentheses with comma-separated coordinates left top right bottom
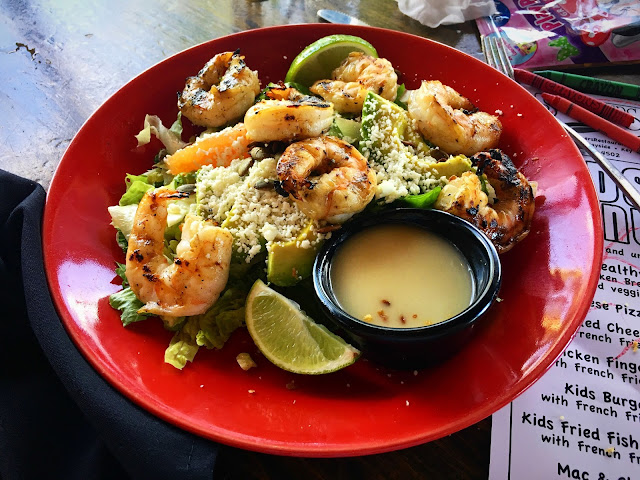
(0, 169, 220, 479)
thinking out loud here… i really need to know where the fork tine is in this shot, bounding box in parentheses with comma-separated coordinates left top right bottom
(481, 35, 495, 68)
(494, 36, 514, 79)
(481, 35, 514, 79)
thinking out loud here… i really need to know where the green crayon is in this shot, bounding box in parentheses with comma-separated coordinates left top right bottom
(534, 70, 640, 101)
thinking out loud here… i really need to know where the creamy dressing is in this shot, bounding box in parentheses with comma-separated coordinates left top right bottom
(330, 224, 474, 328)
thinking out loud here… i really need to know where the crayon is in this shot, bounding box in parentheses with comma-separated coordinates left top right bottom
(534, 70, 640, 101)
(541, 93, 640, 154)
(514, 69, 635, 128)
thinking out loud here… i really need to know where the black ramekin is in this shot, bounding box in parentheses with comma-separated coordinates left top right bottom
(313, 207, 502, 369)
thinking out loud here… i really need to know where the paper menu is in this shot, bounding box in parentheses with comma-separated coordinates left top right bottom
(489, 96, 640, 480)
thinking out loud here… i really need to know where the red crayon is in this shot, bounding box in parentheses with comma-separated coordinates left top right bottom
(515, 68, 635, 128)
(541, 93, 640, 154)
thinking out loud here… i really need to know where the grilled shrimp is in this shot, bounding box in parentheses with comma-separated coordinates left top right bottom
(244, 84, 334, 142)
(406, 80, 502, 156)
(126, 187, 233, 318)
(310, 52, 398, 114)
(434, 149, 535, 253)
(178, 50, 260, 128)
(276, 136, 376, 223)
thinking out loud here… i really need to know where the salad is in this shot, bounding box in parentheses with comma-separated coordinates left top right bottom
(107, 34, 536, 373)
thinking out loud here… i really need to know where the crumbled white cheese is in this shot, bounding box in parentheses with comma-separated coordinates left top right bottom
(261, 223, 278, 242)
(196, 158, 250, 222)
(197, 157, 327, 262)
(360, 101, 441, 203)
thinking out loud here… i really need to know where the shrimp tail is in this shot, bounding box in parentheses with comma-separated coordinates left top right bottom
(472, 149, 519, 187)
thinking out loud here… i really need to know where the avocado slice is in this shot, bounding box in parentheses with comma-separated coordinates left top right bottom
(267, 222, 322, 287)
(330, 116, 362, 143)
(429, 155, 472, 180)
(361, 91, 431, 162)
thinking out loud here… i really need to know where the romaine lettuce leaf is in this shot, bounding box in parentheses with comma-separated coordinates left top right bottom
(109, 287, 149, 327)
(116, 230, 128, 252)
(195, 288, 246, 350)
(170, 112, 183, 136)
(108, 204, 138, 238)
(109, 193, 194, 243)
(164, 317, 200, 369)
(395, 83, 408, 110)
(162, 287, 247, 369)
(114, 262, 128, 285)
(119, 175, 153, 206)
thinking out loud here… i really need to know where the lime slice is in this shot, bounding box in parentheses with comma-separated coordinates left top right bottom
(285, 34, 378, 87)
(245, 279, 360, 374)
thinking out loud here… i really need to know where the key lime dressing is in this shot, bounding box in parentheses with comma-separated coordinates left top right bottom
(330, 224, 474, 328)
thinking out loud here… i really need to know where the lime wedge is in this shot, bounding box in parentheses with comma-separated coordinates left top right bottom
(285, 34, 378, 87)
(245, 280, 360, 374)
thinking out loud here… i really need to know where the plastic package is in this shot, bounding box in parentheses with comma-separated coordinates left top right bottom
(476, 0, 640, 69)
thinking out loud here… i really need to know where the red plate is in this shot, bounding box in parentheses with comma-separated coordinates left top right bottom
(43, 24, 602, 457)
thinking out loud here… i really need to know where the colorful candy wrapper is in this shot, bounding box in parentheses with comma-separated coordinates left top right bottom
(477, 0, 640, 69)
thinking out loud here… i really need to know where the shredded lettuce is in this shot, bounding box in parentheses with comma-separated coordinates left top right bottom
(160, 259, 264, 370)
(109, 262, 151, 326)
(163, 224, 181, 261)
(125, 173, 148, 189)
(162, 317, 186, 332)
(110, 188, 194, 241)
(135, 121, 152, 146)
(135, 114, 187, 154)
(119, 180, 153, 206)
